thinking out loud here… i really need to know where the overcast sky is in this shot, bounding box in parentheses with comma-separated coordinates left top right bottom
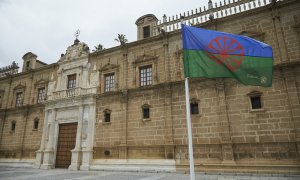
(0, 0, 209, 69)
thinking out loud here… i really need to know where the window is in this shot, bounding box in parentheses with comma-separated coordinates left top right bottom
(250, 96, 262, 109)
(143, 26, 150, 38)
(104, 110, 111, 123)
(37, 87, 45, 103)
(67, 74, 76, 89)
(105, 73, 115, 92)
(67, 74, 76, 97)
(143, 107, 150, 119)
(15, 92, 23, 107)
(248, 91, 263, 111)
(190, 98, 199, 115)
(26, 61, 30, 70)
(142, 104, 150, 121)
(33, 118, 39, 130)
(140, 65, 152, 86)
(190, 102, 199, 114)
(11, 121, 16, 132)
(104, 150, 110, 156)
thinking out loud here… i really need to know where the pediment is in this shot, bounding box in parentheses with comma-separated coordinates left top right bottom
(133, 54, 158, 65)
(247, 91, 262, 97)
(239, 31, 265, 41)
(13, 84, 25, 90)
(34, 79, 49, 86)
(100, 63, 119, 71)
(58, 41, 90, 63)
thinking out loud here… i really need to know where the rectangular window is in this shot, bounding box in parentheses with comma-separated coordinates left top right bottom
(15, 92, 23, 107)
(105, 73, 115, 92)
(33, 119, 39, 130)
(140, 65, 152, 86)
(250, 96, 262, 109)
(67, 74, 76, 89)
(11, 121, 16, 132)
(190, 102, 199, 114)
(143, 107, 150, 119)
(143, 26, 150, 38)
(104, 112, 111, 123)
(37, 87, 45, 103)
(26, 61, 30, 70)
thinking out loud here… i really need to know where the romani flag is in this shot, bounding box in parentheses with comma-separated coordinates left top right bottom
(182, 24, 273, 87)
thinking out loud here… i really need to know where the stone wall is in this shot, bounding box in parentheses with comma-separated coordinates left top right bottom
(0, 0, 299, 174)
(90, 0, 300, 173)
(0, 65, 55, 159)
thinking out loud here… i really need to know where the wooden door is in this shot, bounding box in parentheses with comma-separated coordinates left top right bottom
(55, 123, 77, 168)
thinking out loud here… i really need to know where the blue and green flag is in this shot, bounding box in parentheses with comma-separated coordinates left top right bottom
(182, 24, 273, 87)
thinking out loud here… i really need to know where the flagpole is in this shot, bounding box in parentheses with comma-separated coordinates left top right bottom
(184, 77, 195, 180)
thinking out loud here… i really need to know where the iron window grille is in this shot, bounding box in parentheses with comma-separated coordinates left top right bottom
(67, 74, 76, 89)
(105, 73, 115, 92)
(37, 87, 45, 103)
(140, 65, 152, 86)
(15, 92, 23, 107)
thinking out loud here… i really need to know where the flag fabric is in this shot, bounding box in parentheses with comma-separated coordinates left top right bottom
(181, 24, 273, 87)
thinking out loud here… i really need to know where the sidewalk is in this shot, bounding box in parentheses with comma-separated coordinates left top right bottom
(0, 167, 299, 180)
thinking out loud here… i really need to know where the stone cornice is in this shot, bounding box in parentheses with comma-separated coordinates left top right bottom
(0, 63, 57, 81)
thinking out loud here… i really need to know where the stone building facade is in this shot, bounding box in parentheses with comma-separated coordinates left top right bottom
(0, 0, 299, 174)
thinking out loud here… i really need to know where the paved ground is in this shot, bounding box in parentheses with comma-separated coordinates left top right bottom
(0, 167, 299, 180)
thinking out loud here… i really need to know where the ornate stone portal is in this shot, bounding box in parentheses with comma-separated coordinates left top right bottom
(35, 39, 98, 170)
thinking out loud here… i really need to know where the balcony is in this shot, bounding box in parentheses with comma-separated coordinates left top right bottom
(51, 87, 96, 100)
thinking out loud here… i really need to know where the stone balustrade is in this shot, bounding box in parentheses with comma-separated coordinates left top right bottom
(51, 87, 96, 100)
(153, 0, 283, 35)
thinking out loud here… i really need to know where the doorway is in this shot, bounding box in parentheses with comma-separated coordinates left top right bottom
(55, 123, 77, 168)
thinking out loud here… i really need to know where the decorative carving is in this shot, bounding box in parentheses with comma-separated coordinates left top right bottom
(34, 79, 49, 86)
(13, 84, 25, 90)
(58, 41, 90, 63)
(239, 31, 265, 42)
(132, 54, 158, 66)
(174, 49, 182, 59)
(56, 108, 78, 121)
(99, 63, 119, 72)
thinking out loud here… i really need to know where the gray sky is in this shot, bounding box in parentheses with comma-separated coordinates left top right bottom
(0, 0, 208, 69)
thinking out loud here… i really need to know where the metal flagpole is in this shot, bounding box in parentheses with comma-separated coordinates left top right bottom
(184, 77, 195, 180)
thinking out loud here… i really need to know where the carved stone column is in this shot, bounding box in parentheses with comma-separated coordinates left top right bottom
(69, 105, 83, 170)
(215, 79, 235, 164)
(40, 109, 56, 169)
(81, 103, 96, 170)
(34, 109, 50, 168)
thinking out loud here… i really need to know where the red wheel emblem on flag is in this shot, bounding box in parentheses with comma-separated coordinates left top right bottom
(207, 36, 244, 71)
